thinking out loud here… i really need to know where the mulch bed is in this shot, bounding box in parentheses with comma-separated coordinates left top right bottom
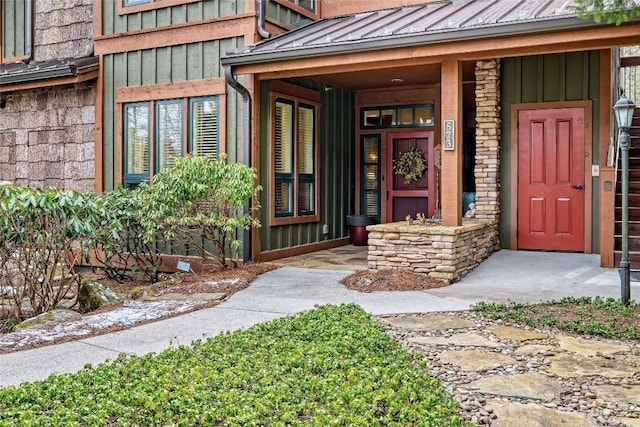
(340, 269, 450, 292)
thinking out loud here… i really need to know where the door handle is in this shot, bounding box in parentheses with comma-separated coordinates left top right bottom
(572, 182, 584, 191)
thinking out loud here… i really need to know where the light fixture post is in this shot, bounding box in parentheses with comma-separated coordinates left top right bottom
(613, 95, 636, 306)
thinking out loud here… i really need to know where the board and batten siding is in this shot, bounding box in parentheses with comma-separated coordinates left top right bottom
(1, 0, 26, 61)
(102, 36, 244, 191)
(259, 80, 355, 252)
(500, 51, 601, 253)
(101, 0, 244, 35)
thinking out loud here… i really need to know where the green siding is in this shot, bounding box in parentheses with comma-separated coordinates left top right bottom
(102, 37, 243, 191)
(102, 0, 244, 35)
(500, 51, 601, 253)
(2, 0, 26, 59)
(259, 80, 355, 251)
(266, 1, 313, 29)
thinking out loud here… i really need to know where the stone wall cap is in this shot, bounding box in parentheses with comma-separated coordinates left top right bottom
(367, 219, 496, 235)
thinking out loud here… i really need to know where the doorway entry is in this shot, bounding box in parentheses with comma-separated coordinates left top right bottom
(517, 107, 586, 251)
(386, 131, 435, 222)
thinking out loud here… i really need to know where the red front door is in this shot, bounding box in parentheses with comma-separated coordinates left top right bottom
(386, 132, 434, 222)
(517, 108, 585, 251)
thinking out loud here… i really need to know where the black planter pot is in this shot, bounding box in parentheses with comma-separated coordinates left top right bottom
(346, 215, 374, 246)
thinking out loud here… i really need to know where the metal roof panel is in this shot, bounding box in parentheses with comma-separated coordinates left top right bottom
(221, 0, 611, 67)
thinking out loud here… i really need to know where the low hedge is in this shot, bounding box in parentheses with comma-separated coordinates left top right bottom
(0, 304, 466, 426)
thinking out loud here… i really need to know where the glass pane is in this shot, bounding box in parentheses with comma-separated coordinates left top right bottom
(415, 106, 433, 126)
(363, 192, 379, 217)
(363, 110, 380, 127)
(125, 103, 150, 176)
(298, 181, 314, 214)
(381, 109, 396, 126)
(274, 100, 293, 173)
(398, 107, 413, 125)
(274, 181, 293, 216)
(299, 0, 315, 12)
(298, 105, 314, 174)
(364, 165, 378, 190)
(191, 98, 218, 157)
(157, 101, 184, 171)
(363, 137, 379, 163)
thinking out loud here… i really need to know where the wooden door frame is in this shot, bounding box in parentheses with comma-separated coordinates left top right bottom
(510, 101, 593, 252)
(386, 130, 435, 222)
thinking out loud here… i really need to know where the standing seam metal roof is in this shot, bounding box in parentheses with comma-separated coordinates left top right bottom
(221, 0, 607, 66)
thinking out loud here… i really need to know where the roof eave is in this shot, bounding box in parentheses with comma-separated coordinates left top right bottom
(0, 57, 99, 86)
(221, 16, 608, 68)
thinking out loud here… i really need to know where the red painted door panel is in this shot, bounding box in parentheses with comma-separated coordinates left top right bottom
(517, 108, 585, 251)
(386, 132, 434, 222)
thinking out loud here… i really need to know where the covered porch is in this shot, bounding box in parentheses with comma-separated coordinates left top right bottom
(221, 1, 640, 278)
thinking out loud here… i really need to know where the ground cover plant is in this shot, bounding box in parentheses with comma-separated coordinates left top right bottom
(473, 296, 640, 340)
(0, 304, 467, 427)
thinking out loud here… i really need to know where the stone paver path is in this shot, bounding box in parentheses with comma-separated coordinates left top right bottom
(379, 312, 640, 426)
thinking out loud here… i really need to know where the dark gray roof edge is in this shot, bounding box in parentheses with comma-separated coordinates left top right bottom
(221, 16, 612, 68)
(0, 56, 99, 86)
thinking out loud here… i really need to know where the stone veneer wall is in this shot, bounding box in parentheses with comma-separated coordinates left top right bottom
(0, 83, 96, 191)
(365, 59, 503, 280)
(0, 0, 95, 191)
(34, 0, 94, 62)
(474, 59, 501, 225)
(367, 220, 498, 283)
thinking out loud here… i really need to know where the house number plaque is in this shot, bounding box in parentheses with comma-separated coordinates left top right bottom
(443, 120, 455, 151)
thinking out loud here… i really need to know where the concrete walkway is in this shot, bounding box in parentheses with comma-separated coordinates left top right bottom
(1, 250, 638, 387)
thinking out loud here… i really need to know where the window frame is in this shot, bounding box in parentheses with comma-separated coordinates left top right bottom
(117, 79, 226, 188)
(360, 134, 381, 223)
(189, 96, 221, 157)
(360, 104, 435, 129)
(0, 0, 28, 64)
(118, 0, 203, 16)
(123, 102, 152, 188)
(270, 82, 320, 226)
(273, 0, 319, 19)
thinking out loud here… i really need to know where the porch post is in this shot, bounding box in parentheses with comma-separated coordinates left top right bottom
(440, 59, 463, 226)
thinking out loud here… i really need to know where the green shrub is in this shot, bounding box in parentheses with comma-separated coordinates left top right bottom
(0, 305, 466, 426)
(92, 187, 167, 283)
(0, 186, 107, 320)
(140, 154, 261, 268)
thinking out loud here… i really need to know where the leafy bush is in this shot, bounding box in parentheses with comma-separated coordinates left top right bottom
(0, 305, 466, 426)
(140, 154, 261, 268)
(92, 187, 167, 283)
(0, 186, 107, 320)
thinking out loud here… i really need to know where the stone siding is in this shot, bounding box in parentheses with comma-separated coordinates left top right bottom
(367, 221, 498, 283)
(34, 0, 93, 62)
(474, 59, 501, 225)
(0, 0, 96, 191)
(0, 83, 96, 191)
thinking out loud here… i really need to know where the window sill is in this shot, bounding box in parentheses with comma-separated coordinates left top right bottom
(270, 214, 319, 226)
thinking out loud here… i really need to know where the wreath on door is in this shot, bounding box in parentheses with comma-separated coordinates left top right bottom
(393, 147, 427, 184)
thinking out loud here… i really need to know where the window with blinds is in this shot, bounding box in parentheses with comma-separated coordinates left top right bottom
(298, 104, 315, 215)
(361, 135, 381, 221)
(122, 95, 220, 186)
(156, 100, 184, 172)
(274, 99, 294, 216)
(124, 102, 150, 187)
(272, 95, 318, 222)
(190, 97, 219, 157)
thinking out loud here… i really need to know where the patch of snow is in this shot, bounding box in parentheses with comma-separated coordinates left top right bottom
(0, 300, 207, 352)
(204, 278, 240, 287)
(0, 287, 15, 296)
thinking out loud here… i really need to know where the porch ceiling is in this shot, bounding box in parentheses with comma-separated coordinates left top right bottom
(311, 62, 475, 91)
